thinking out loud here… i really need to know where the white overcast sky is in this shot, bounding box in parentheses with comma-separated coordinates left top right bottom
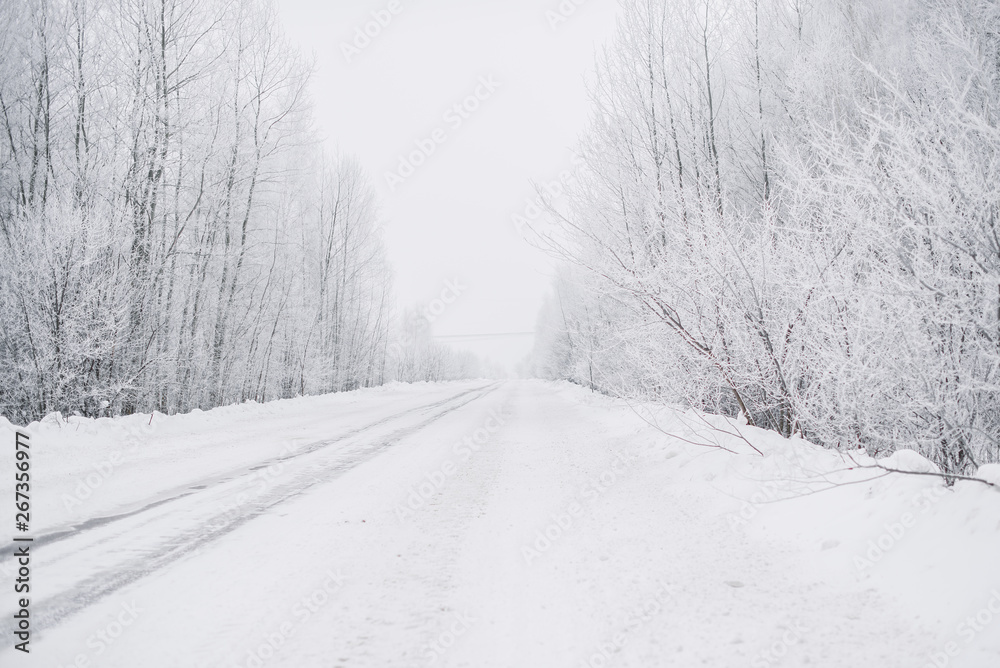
(276, 0, 622, 369)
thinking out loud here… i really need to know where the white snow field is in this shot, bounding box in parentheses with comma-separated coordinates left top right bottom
(2, 380, 999, 668)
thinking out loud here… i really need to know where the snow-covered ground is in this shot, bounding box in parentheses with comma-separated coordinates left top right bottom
(1, 380, 998, 667)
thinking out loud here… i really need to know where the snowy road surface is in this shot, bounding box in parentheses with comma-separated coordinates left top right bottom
(2, 380, 999, 667)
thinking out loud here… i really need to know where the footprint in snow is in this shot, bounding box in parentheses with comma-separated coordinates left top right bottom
(725, 580, 744, 588)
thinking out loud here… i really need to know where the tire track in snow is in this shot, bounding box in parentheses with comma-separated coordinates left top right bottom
(0, 383, 494, 559)
(0, 382, 502, 646)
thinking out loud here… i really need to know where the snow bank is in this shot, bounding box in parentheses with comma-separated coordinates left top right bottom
(974, 463, 1000, 487)
(563, 382, 1000, 665)
(877, 448, 941, 474)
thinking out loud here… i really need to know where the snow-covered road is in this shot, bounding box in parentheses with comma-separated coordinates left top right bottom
(2, 380, 998, 667)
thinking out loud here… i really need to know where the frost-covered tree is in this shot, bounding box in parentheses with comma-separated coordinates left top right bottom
(0, 0, 394, 421)
(534, 0, 1000, 472)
